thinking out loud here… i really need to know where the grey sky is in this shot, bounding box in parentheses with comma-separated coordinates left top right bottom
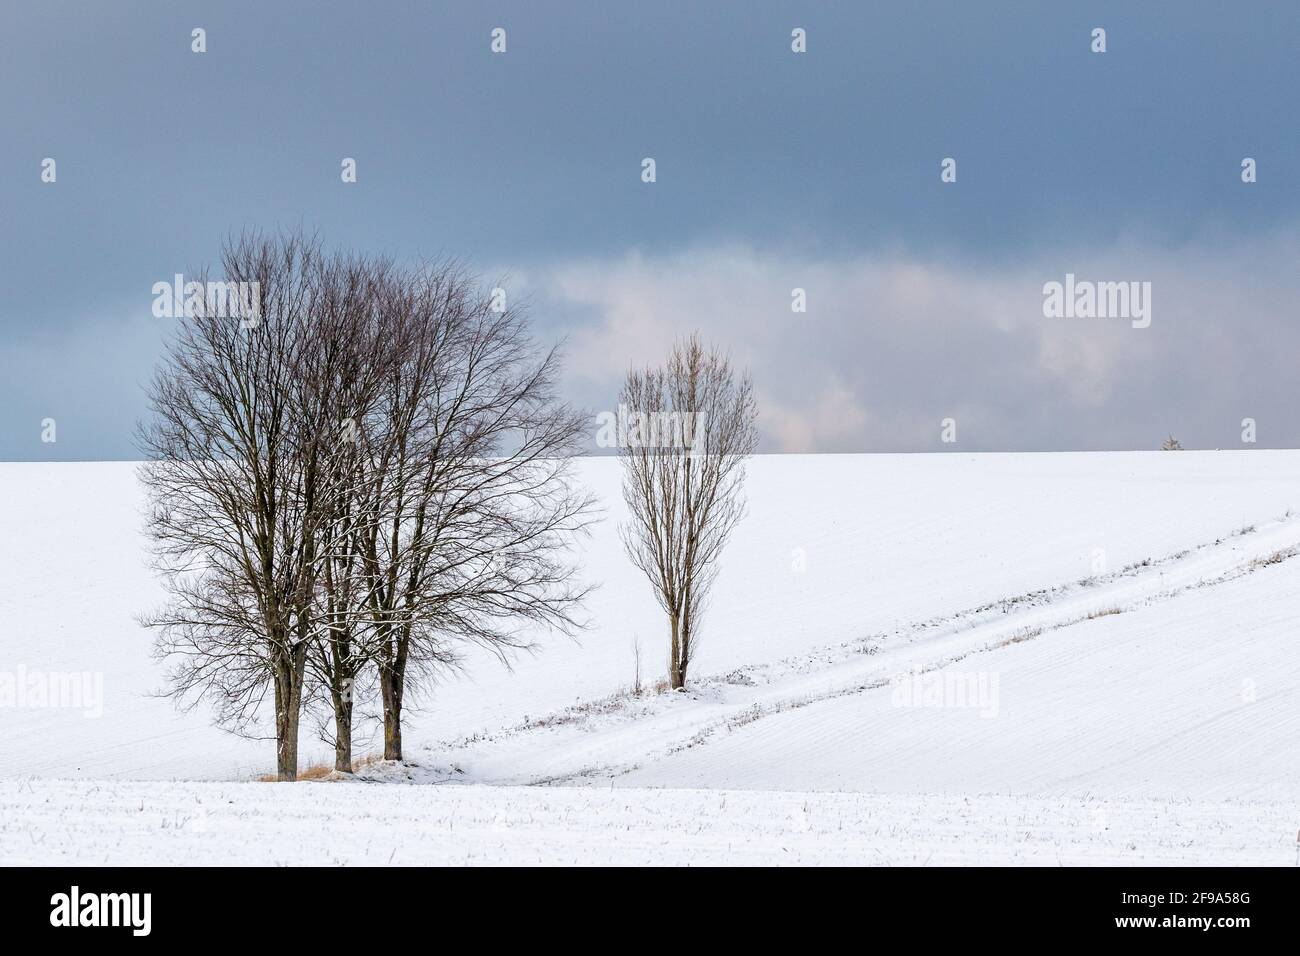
(3, 1, 1298, 458)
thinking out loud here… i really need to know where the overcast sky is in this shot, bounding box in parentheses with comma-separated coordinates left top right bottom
(3, 1, 1299, 459)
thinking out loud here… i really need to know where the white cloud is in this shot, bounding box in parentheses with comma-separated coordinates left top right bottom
(528, 234, 1300, 452)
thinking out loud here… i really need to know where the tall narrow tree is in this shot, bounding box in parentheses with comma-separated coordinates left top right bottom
(618, 334, 758, 689)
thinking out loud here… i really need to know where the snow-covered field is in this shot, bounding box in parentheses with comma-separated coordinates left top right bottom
(5, 780, 1295, 866)
(2, 452, 1298, 864)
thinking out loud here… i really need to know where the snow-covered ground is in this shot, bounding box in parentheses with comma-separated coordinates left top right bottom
(2, 452, 1298, 864)
(3, 779, 1295, 866)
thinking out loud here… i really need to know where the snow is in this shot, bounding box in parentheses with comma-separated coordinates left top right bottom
(2, 451, 1298, 864)
(2, 779, 1294, 866)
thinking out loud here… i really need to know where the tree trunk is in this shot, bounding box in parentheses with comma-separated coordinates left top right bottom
(380, 664, 403, 761)
(669, 612, 684, 690)
(272, 632, 308, 781)
(327, 623, 355, 773)
(275, 673, 301, 781)
(332, 689, 353, 773)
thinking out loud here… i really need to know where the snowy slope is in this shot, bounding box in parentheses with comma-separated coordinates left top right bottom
(618, 543, 1300, 799)
(3, 451, 1299, 866)
(1, 451, 1298, 786)
(388, 509, 1300, 802)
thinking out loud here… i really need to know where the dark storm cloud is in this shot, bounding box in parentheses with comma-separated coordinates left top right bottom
(2, 1, 1298, 457)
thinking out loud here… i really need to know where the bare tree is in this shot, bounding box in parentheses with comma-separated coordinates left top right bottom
(355, 262, 597, 761)
(618, 334, 758, 690)
(299, 252, 397, 772)
(138, 231, 335, 781)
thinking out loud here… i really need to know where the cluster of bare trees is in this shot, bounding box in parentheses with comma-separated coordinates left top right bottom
(138, 228, 759, 779)
(138, 232, 594, 780)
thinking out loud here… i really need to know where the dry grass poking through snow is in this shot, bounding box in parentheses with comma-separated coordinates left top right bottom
(1086, 606, 1124, 620)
